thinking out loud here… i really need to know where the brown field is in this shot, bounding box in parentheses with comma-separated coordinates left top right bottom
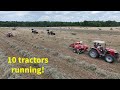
(0, 27, 120, 79)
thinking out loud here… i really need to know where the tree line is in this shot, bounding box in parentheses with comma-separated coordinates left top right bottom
(0, 21, 120, 27)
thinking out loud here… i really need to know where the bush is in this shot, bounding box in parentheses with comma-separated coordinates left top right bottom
(71, 33, 76, 35)
(33, 45, 40, 49)
(98, 28, 102, 30)
(110, 28, 113, 30)
(52, 52, 59, 57)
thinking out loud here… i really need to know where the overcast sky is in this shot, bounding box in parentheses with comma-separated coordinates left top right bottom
(0, 11, 120, 22)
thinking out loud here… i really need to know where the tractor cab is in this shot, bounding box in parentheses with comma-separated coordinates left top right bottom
(93, 40, 105, 49)
(92, 40, 106, 54)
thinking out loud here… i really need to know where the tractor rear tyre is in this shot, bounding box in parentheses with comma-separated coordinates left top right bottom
(89, 49, 99, 58)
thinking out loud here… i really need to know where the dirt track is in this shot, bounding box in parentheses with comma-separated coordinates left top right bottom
(0, 27, 120, 79)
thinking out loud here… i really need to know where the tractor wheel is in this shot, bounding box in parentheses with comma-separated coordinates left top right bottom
(105, 54, 115, 63)
(74, 49, 83, 54)
(77, 49, 84, 54)
(89, 49, 99, 58)
(73, 49, 77, 53)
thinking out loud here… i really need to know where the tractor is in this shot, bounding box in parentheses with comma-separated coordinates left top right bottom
(69, 41, 88, 54)
(89, 40, 119, 63)
(47, 30, 55, 35)
(31, 29, 38, 34)
(6, 33, 14, 37)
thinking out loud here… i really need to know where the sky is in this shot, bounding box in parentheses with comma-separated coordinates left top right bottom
(0, 11, 120, 22)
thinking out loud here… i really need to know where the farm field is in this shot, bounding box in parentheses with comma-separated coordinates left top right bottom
(0, 27, 120, 79)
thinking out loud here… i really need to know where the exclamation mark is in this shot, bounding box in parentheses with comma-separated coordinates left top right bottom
(42, 66, 44, 74)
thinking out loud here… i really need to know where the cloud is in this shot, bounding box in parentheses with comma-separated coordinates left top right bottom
(91, 11, 101, 14)
(0, 11, 120, 22)
(15, 11, 30, 16)
(38, 15, 51, 21)
(112, 11, 120, 13)
(44, 11, 54, 14)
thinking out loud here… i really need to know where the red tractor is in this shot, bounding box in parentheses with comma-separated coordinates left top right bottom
(69, 41, 88, 54)
(89, 40, 119, 63)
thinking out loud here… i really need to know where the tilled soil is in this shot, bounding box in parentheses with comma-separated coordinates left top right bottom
(0, 27, 120, 79)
